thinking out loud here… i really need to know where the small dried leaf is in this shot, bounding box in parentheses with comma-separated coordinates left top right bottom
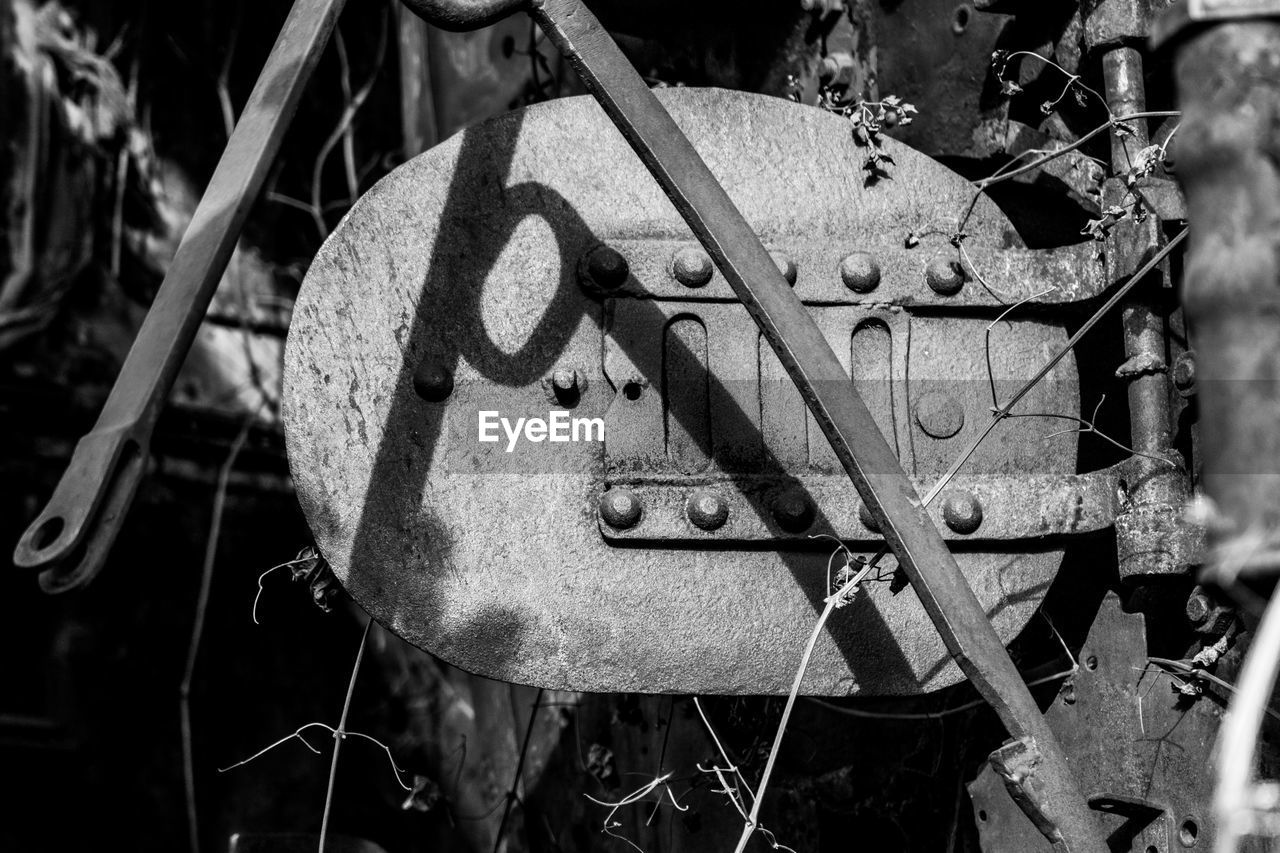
(402, 775, 442, 813)
(587, 743, 619, 789)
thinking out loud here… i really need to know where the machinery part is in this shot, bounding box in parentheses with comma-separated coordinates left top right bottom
(11, 0, 347, 592)
(970, 595, 1221, 851)
(1089, 2, 1193, 580)
(286, 88, 1088, 697)
(372, 0, 1099, 840)
(595, 238, 1106, 305)
(598, 463, 1149, 544)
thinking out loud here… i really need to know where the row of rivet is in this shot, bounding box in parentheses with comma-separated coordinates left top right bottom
(599, 485, 985, 535)
(583, 245, 967, 296)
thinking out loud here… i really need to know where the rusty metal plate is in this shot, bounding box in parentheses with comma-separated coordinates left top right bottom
(969, 594, 1221, 852)
(284, 88, 1091, 695)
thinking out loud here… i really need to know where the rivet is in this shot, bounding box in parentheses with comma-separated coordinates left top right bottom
(915, 392, 965, 439)
(1061, 683, 1077, 705)
(552, 367, 582, 405)
(925, 257, 965, 295)
(772, 252, 798, 286)
(772, 488, 814, 533)
(840, 252, 881, 293)
(582, 245, 630, 291)
(673, 247, 714, 288)
(599, 489, 642, 529)
(942, 490, 983, 534)
(858, 502, 880, 531)
(686, 489, 729, 531)
(412, 362, 453, 402)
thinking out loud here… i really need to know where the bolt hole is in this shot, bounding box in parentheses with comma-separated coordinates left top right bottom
(500, 35, 516, 58)
(32, 516, 65, 551)
(1147, 846, 1158, 853)
(977, 810, 987, 822)
(622, 381, 644, 401)
(952, 4, 972, 34)
(1085, 654, 1098, 671)
(1179, 818, 1199, 846)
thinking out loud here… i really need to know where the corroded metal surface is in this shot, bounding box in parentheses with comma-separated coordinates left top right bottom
(602, 238, 1106, 306)
(285, 88, 1088, 695)
(599, 467, 1129, 544)
(969, 595, 1221, 852)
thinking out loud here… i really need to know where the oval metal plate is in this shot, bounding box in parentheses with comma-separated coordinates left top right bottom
(284, 89, 1081, 695)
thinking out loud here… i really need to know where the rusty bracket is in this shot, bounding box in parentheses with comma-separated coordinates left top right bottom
(599, 464, 1138, 544)
(597, 238, 1108, 307)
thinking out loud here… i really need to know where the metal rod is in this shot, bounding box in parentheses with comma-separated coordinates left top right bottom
(13, 0, 349, 591)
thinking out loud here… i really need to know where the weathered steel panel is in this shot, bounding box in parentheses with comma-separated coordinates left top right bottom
(284, 88, 1092, 695)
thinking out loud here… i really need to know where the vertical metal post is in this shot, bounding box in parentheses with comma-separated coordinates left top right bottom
(396, 3, 440, 157)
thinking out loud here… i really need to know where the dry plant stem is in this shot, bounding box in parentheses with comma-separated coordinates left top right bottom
(181, 414, 255, 853)
(310, 19, 388, 240)
(954, 110, 1180, 237)
(493, 687, 546, 853)
(735, 228, 1190, 851)
(318, 618, 373, 853)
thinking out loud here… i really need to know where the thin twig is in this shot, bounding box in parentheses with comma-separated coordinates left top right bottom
(493, 687, 546, 853)
(985, 286, 1058, 409)
(318, 618, 373, 853)
(181, 413, 254, 853)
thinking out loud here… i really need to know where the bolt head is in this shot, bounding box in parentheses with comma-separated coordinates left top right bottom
(583, 245, 630, 291)
(551, 367, 582, 405)
(840, 252, 881, 293)
(942, 490, 983, 534)
(1185, 591, 1211, 624)
(771, 252, 798, 286)
(673, 247, 714, 288)
(552, 367, 579, 392)
(1173, 352, 1196, 391)
(686, 489, 729, 531)
(772, 488, 814, 533)
(915, 392, 965, 439)
(925, 257, 965, 296)
(599, 489, 643, 529)
(412, 362, 453, 402)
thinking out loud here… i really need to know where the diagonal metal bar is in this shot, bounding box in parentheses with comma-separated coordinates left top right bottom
(13, 0, 349, 592)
